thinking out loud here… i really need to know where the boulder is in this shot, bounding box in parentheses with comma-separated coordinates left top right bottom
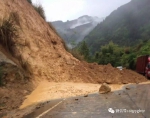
(99, 83, 111, 94)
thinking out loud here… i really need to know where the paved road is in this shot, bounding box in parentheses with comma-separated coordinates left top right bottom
(24, 84, 150, 118)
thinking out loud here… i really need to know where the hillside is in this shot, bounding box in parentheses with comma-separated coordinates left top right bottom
(84, 0, 150, 54)
(51, 15, 103, 48)
(0, 0, 147, 116)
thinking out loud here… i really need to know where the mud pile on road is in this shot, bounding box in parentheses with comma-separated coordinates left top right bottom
(100, 64, 147, 84)
(74, 62, 147, 84)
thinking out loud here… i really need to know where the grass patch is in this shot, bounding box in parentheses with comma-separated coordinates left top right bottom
(0, 13, 18, 55)
(33, 4, 46, 20)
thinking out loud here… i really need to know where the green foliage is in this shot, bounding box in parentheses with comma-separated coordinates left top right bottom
(78, 41, 90, 61)
(0, 13, 18, 55)
(121, 53, 137, 69)
(136, 40, 150, 56)
(93, 40, 150, 69)
(84, 0, 150, 54)
(33, 4, 46, 20)
(96, 41, 123, 67)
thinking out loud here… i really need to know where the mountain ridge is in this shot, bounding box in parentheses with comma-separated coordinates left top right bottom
(51, 15, 103, 48)
(84, 0, 150, 54)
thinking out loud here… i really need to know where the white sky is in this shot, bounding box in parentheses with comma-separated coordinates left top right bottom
(32, 0, 131, 22)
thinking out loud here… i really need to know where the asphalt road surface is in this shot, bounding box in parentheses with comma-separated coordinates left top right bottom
(24, 84, 150, 118)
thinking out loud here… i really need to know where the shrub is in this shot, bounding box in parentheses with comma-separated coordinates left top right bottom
(0, 13, 18, 55)
(27, 0, 32, 4)
(33, 4, 46, 20)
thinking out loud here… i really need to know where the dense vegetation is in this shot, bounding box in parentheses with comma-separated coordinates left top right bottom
(76, 39, 150, 70)
(84, 0, 150, 54)
(96, 40, 150, 69)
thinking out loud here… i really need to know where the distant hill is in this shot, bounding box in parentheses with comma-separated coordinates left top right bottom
(51, 15, 103, 48)
(84, 0, 150, 54)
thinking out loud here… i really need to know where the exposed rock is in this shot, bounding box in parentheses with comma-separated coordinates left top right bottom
(118, 93, 121, 95)
(99, 83, 111, 94)
(84, 94, 88, 97)
(125, 87, 130, 90)
(36, 106, 40, 109)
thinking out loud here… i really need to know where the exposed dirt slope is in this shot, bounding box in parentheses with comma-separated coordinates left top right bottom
(0, 0, 147, 84)
(20, 81, 124, 109)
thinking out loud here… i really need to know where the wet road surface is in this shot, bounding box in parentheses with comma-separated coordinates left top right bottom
(24, 84, 150, 118)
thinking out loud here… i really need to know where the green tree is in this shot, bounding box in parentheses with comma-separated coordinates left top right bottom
(78, 41, 89, 61)
(97, 41, 123, 67)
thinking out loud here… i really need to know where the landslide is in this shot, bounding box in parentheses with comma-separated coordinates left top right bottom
(0, 0, 148, 115)
(0, 49, 32, 116)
